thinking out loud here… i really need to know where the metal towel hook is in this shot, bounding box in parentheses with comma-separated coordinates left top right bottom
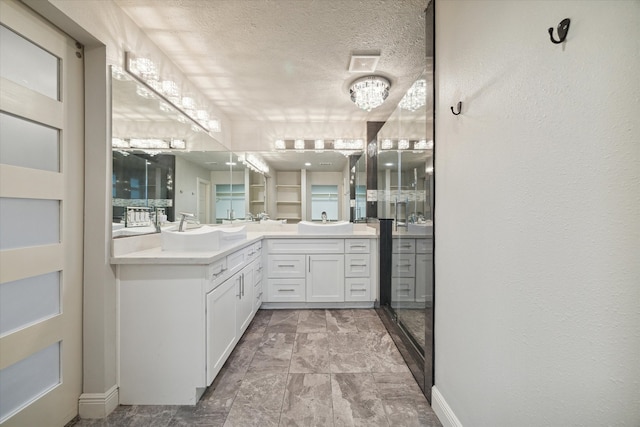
(549, 18, 570, 44)
(451, 101, 462, 116)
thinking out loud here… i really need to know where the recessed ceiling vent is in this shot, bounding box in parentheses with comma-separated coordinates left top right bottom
(319, 162, 333, 166)
(348, 54, 380, 73)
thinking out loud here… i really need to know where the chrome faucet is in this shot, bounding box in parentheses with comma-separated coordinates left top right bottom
(245, 212, 254, 221)
(178, 212, 196, 232)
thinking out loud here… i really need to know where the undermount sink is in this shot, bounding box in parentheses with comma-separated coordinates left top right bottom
(161, 225, 246, 251)
(297, 221, 353, 235)
(407, 222, 433, 235)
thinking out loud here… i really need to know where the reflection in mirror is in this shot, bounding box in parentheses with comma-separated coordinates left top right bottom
(111, 66, 229, 236)
(234, 150, 357, 223)
(377, 70, 432, 226)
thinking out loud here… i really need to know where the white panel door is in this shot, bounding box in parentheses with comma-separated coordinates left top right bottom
(0, 1, 83, 425)
(306, 254, 344, 302)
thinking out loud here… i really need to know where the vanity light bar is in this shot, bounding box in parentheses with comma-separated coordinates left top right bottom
(274, 139, 364, 151)
(124, 52, 221, 135)
(379, 138, 434, 151)
(112, 138, 187, 150)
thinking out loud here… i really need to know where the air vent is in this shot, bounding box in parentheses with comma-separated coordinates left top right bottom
(319, 162, 333, 166)
(348, 54, 380, 73)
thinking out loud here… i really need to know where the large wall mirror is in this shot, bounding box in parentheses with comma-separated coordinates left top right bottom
(377, 71, 432, 225)
(111, 66, 230, 237)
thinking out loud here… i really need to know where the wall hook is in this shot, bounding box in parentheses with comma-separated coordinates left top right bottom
(451, 101, 462, 115)
(549, 18, 570, 44)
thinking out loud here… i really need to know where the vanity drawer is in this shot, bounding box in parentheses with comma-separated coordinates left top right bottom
(391, 277, 415, 302)
(267, 255, 306, 278)
(254, 282, 263, 310)
(206, 258, 228, 292)
(345, 278, 371, 302)
(227, 248, 246, 275)
(416, 238, 432, 254)
(392, 239, 415, 254)
(392, 254, 415, 277)
(267, 239, 344, 254)
(246, 241, 262, 261)
(267, 279, 306, 302)
(345, 239, 370, 254)
(345, 253, 370, 277)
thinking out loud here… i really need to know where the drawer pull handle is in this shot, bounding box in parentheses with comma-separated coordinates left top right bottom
(278, 264, 295, 268)
(279, 288, 296, 292)
(350, 264, 367, 267)
(212, 267, 227, 277)
(350, 244, 366, 248)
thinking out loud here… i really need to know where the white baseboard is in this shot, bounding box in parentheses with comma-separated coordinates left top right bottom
(78, 384, 119, 419)
(432, 385, 463, 427)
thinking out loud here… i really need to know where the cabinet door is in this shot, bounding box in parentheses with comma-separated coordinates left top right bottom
(237, 265, 254, 335)
(415, 252, 433, 303)
(307, 255, 344, 302)
(206, 276, 238, 385)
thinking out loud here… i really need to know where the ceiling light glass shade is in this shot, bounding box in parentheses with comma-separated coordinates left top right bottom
(381, 139, 393, 150)
(349, 76, 390, 111)
(399, 79, 427, 112)
(128, 57, 158, 81)
(294, 139, 305, 150)
(398, 139, 410, 150)
(208, 119, 221, 132)
(414, 139, 428, 150)
(129, 138, 169, 149)
(161, 80, 180, 98)
(333, 139, 344, 149)
(111, 138, 129, 148)
(111, 66, 131, 81)
(181, 97, 196, 110)
(315, 139, 325, 150)
(244, 154, 269, 174)
(170, 139, 186, 149)
(275, 139, 286, 150)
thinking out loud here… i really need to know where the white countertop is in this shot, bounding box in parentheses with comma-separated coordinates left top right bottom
(111, 228, 379, 265)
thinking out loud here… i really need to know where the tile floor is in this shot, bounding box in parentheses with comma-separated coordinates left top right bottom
(68, 309, 441, 426)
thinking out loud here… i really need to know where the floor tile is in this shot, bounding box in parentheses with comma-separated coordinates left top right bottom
(247, 332, 295, 373)
(331, 373, 389, 426)
(297, 309, 327, 333)
(290, 333, 330, 373)
(266, 310, 299, 333)
(355, 316, 387, 333)
(326, 309, 358, 333)
(279, 373, 333, 426)
(373, 372, 442, 427)
(73, 309, 438, 427)
(223, 372, 287, 427)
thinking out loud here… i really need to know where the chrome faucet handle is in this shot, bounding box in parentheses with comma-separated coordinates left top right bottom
(178, 212, 195, 232)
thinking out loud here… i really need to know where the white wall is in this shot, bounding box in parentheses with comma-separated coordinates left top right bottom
(175, 156, 212, 220)
(434, 1, 640, 426)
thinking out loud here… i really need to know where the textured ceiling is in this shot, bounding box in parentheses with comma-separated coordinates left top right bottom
(113, 0, 427, 144)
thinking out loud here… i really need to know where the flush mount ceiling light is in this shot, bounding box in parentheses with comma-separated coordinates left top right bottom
(399, 79, 427, 112)
(349, 76, 390, 111)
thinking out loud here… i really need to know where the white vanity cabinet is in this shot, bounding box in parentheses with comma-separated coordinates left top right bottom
(415, 238, 433, 303)
(264, 237, 376, 307)
(391, 237, 433, 305)
(345, 239, 372, 302)
(118, 240, 262, 405)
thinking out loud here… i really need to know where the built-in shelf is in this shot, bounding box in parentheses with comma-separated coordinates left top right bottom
(275, 171, 302, 221)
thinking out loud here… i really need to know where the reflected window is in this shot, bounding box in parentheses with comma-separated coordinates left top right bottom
(311, 185, 338, 221)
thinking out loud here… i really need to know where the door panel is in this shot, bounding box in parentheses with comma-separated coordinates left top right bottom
(0, 1, 83, 425)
